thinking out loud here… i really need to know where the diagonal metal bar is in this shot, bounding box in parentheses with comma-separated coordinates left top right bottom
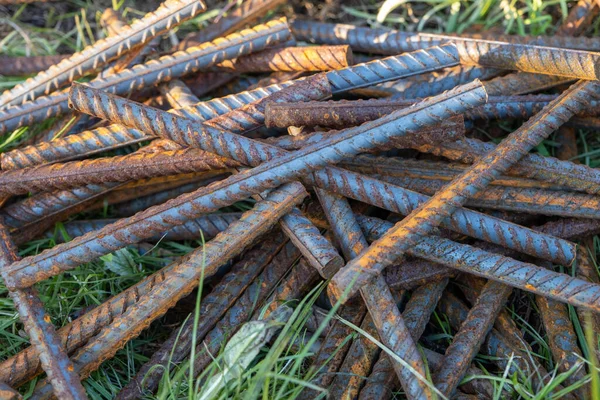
(330, 80, 600, 301)
(0, 0, 206, 108)
(0, 222, 87, 399)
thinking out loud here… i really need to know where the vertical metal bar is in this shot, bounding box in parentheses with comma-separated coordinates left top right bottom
(316, 190, 432, 399)
(0, 222, 87, 399)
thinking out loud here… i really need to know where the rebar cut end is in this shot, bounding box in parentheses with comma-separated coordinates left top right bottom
(67, 82, 90, 112)
(340, 45, 354, 68)
(321, 254, 345, 280)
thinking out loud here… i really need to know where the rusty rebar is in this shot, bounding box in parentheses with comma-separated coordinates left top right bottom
(358, 276, 448, 399)
(0, 149, 240, 195)
(415, 137, 600, 196)
(183, 72, 238, 98)
(383, 65, 502, 100)
(316, 190, 432, 399)
(110, 180, 218, 217)
(58, 81, 582, 272)
(355, 214, 600, 314)
(65, 81, 344, 279)
(188, 263, 313, 382)
(536, 285, 587, 390)
(434, 280, 512, 397)
(0, 222, 86, 399)
(290, 20, 600, 54)
(384, 260, 454, 291)
(330, 80, 600, 301)
(0, 216, 236, 387)
(199, 44, 462, 137)
(208, 45, 353, 73)
(160, 78, 346, 279)
(265, 95, 600, 129)
(343, 156, 564, 190)
(328, 312, 381, 399)
(303, 298, 367, 398)
(0, 80, 295, 171)
(0, 18, 292, 135)
(158, 79, 201, 109)
(437, 291, 566, 397)
(116, 234, 298, 400)
(30, 182, 305, 399)
(44, 213, 241, 243)
(177, 0, 287, 50)
(483, 72, 575, 96)
(0, 0, 207, 108)
(377, 174, 600, 219)
(4, 80, 486, 289)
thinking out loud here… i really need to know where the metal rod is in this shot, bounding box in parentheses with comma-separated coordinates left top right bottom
(0, 0, 207, 108)
(0, 79, 487, 289)
(0, 222, 87, 399)
(330, 80, 600, 301)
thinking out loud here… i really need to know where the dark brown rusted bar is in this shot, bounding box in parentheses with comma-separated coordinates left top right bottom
(0, 222, 87, 399)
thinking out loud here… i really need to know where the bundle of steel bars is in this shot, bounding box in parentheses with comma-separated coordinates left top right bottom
(1, 0, 600, 398)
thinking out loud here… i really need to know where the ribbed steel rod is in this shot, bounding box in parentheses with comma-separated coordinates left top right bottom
(0, 148, 235, 194)
(0, 80, 487, 289)
(0, 213, 236, 387)
(0, 0, 206, 108)
(358, 279, 448, 400)
(177, 0, 287, 50)
(0, 222, 87, 399)
(0, 18, 291, 135)
(382, 65, 502, 100)
(377, 174, 600, 219)
(158, 79, 201, 109)
(484, 71, 575, 96)
(330, 80, 600, 301)
(65, 82, 579, 268)
(437, 290, 565, 397)
(316, 190, 432, 399)
(302, 298, 367, 398)
(385, 260, 454, 291)
(150, 80, 345, 277)
(328, 311, 381, 399)
(415, 137, 600, 195)
(116, 234, 297, 400)
(265, 95, 600, 128)
(343, 156, 564, 189)
(198, 44, 462, 137)
(65, 82, 574, 264)
(0, 183, 123, 231)
(290, 20, 600, 54)
(44, 213, 241, 243)
(356, 215, 600, 313)
(536, 287, 587, 390)
(111, 180, 215, 217)
(184, 263, 312, 387)
(206, 45, 353, 73)
(0, 149, 239, 195)
(265, 95, 600, 129)
(29, 182, 305, 400)
(434, 281, 512, 397)
(0, 81, 295, 171)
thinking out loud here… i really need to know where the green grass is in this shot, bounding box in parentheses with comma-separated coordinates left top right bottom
(0, 0, 600, 399)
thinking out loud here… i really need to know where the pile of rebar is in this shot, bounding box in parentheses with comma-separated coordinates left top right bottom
(1, 0, 600, 398)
